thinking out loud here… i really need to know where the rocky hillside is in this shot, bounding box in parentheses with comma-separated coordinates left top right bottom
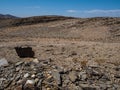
(0, 16, 120, 90)
(0, 15, 74, 28)
(0, 17, 120, 43)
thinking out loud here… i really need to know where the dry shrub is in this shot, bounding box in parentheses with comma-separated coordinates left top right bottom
(80, 60, 88, 68)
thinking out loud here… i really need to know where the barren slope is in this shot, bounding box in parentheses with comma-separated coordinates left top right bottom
(0, 17, 120, 42)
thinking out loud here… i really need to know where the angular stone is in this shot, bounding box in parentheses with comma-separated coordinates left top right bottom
(100, 74, 110, 81)
(0, 78, 6, 90)
(68, 71, 77, 82)
(81, 74, 87, 81)
(37, 73, 44, 78)
(14, 85, 22, 90)
(42, 59, 51, 65)
(78, 71, 88, 81)
(24, 80, 35, 90)
(55, 66, 64, 73)
(69, 84, 82, 90)
(37, 79, 43, 87)
(24, 73, 30, 78)
(24, 83, 35, 90)
(80, 84, 98, 90)
(32, 58, 39, 63)
(92, 70, 100, 76)
(15, 75, 21, 81)
(52, 70, 61, 85)
(15, 61, 24, 66)
(25, 80, 35, 85)
(99, 84, 107, 90)
(31, 74, 36, 78)
(16, 67, 21, 72)
(35, 78, 39, 83)
(0, 58, 9, 67)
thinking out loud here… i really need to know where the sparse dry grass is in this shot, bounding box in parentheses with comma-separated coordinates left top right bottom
(94, 58, 107, 65)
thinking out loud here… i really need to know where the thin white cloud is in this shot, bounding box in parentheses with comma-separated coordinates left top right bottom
(66, 9, 120, 17)
(25, 6, 40, 9)
(67, 10, 77, 13)
(84, 9, 120, 14)
(67, 9, 120, 14)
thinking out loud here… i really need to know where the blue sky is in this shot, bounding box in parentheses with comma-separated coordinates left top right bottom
(0, 0, 120, 17)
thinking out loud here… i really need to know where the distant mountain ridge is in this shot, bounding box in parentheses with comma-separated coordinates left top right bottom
(0, 14, 18, 19)
(0, 15, 74, 28)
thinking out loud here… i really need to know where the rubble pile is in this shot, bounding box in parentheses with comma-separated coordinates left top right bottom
(0, 58, 120, 90)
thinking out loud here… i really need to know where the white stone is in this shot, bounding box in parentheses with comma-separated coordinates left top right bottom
(0, 58, 9, 67)
(31, 74, 36, 78)
(24, 73, 30, 78)
(33, 58, 39, 63)
(26, 80, 35, 85)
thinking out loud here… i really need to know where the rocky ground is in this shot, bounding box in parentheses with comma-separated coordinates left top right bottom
(0, 39, 120, 90)
(0, 56, 120, 90)
(0, 17, 120, 90)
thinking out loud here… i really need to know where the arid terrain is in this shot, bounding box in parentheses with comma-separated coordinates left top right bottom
(0, 15, 120, 90)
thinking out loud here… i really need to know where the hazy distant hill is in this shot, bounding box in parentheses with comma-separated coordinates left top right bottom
(0, 14, 18, 19)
